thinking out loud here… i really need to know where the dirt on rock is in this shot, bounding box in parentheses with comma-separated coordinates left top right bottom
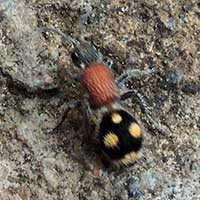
(0, 0, 200, 199)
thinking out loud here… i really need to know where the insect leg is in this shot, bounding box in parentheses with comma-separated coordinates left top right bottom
(116, 68, 156, 89)
(82, 100, 93, 137)
(36, 27, 78, 46)
(121, 89, 170, 135)
(52, 100, 82, 133)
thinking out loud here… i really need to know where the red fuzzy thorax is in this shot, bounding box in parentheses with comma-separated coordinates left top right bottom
(81, 63, 119, 108)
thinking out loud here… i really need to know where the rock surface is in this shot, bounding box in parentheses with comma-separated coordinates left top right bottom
(0, 0, 200, 199)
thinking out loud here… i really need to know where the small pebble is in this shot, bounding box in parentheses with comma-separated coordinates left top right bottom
(166, 18, 176, 31)
(141, 169, 164, 192)
(127, 177, 144, 199)
(164, 70, 183, 89)
(166, 184, 177, 199)
(182, 82, 200, 94)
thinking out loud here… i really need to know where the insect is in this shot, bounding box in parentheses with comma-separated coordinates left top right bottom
(38, 27, 163, 166)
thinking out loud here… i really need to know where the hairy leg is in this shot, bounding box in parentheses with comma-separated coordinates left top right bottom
(116, 68, 157, 89)
(82, 100, 94, 137)
(121, 89, 170, 135)
(103, 57, 113, 68)
(36, 27, 77, 46)
(52, 100, 82, 133)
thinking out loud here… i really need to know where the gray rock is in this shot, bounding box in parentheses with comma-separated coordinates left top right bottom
(42, 157, 61, 189)
(164, 70, 184, 89)
(141, 169, 164, 193)
(127, 177, 144, 199)
(166, 18, 176, 31)
(0, 1, 60, 92)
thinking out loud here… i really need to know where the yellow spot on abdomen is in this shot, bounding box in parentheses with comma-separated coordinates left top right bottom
(104, 132, 119, 148)
(121, 152, 140, 165)
(111, 112, 122, 124)
(129, 123, 141, 138)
